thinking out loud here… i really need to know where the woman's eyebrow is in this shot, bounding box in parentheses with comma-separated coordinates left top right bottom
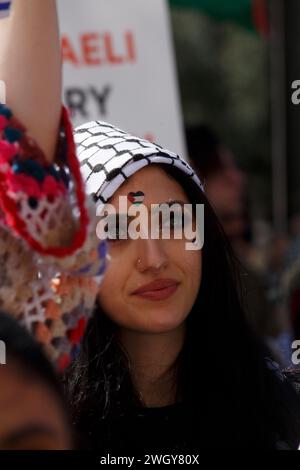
(113, 202, 186, 218)
(161, 200, 186, 207)
(103, 201, 187, 218)
(1, 424, 57, 448)
(105, 214, 136, 222)
(152, 200, 187, 211)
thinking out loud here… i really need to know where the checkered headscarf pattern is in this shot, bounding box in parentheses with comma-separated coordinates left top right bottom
(75, 121, 203, 203)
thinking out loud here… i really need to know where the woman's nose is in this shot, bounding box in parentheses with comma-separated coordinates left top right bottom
(135, 238, 168, 273)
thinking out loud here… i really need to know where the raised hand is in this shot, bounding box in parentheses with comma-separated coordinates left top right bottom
(0, 0, 62, 162)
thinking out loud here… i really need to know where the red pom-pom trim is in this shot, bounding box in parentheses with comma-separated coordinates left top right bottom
(0, 106, 89, 258)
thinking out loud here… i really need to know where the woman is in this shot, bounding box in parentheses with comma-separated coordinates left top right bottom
(1, 0, 300, 452)
(66, 121, 300, 451)
(0, 311, 72, 450)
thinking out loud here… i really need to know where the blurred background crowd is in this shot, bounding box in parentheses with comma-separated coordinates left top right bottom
(170, 0, 300, 366)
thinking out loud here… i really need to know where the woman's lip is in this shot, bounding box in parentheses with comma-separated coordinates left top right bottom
(131, 279, 180, 301)
(133, 284, 179, 301)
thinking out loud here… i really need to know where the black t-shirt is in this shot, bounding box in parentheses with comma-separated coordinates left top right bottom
(89, 402, 199, 454)
(78, 364, 300, 451)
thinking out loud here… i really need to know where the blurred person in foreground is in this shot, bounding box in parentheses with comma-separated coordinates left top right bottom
(0, 311, 72, 450)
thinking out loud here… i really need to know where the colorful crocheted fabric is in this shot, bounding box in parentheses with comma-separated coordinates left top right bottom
(0, 103, 107, 371)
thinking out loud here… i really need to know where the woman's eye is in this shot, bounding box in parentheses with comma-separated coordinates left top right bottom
(182, 212, 193, 228)
(103, 215, 129, 242)
(161, 212, 185, 229)
(156, 212, 194, 239)
(107, 225, 127, 241)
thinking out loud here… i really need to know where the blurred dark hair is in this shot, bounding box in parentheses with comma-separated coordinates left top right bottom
(65, 164, 300, 449)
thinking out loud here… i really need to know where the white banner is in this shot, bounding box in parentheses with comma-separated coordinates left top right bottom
(58, 0, 186, 156)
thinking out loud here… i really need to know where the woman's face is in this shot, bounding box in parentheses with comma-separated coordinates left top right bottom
(98, 165, 202, 334)
(0, 361, 71, 450)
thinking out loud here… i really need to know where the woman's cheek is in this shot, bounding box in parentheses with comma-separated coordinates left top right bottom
(184, 250, 202, 291)
(98, 260, 126, 310)
(98, 269, 116, 306)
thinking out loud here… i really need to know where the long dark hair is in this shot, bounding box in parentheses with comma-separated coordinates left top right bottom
(65, 164, 300, 449)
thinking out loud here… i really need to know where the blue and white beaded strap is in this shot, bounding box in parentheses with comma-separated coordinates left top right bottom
(0, 1, 11, 19)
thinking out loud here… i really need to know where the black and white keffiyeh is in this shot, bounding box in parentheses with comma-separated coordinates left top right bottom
(75, 121, 203, 204)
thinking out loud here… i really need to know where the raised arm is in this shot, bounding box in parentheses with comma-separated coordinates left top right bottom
(0, 0, 62, 162)
(0, 1, 108, 370)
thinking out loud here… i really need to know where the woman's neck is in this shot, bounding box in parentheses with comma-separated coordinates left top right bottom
(118, 325, 186, 408)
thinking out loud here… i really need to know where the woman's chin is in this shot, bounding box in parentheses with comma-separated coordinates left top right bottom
(131, 311, 186, 334)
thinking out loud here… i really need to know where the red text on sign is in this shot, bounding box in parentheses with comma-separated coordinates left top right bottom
(62, 31, 137, 67)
